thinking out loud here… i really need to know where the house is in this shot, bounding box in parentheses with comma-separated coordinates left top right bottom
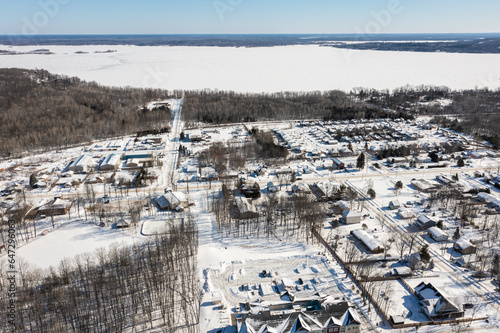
(291, 183, 311, 194)
(235, 300, 360, 333)
(415, 214, 438, 229)
(332, 158, 345, 170)
(408, 252, 423, 270)
(414, 282, 463, 320)
(69, 154, 92, 173)
(241, 182, 261, 199)
(38, 198, 72, 216)
(188, 130, 203, 142)
(388, 200, 401, 210)
(155, 192, 188, 211)
(351, 229, 384, 254)
(477, 192, 500, 210)
(342, 210, 362, 224)
(314, 181, 341, 201)
(100, 154, 121, 171)
(428, 227, 448, 242)
(235, 197, 259, 219)
(398, 208, 416, 220)
(453, 238, 476, 255)
(411, 179, 439, 193)
(267, 181, 277, 193)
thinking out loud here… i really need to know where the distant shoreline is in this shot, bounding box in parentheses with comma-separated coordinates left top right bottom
(1, 33, 500, 53)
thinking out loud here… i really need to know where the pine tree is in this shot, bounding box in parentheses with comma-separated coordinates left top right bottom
(453, 227, 460, 241)
(356, 153, 365, 170)
(29, 173, 38, 188)
(491, 254, 500, 279)
(420, 245, 431, 263)
(457, 157, 465, 167)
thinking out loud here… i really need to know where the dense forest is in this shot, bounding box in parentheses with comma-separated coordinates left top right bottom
(182, 90, 408, 124)
(0, 222, 199, 333)
(355, 86, 500, 149)
(0, 68, 175, 156)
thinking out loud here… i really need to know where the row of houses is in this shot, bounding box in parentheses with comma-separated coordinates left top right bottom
(235, 296, 361, 333)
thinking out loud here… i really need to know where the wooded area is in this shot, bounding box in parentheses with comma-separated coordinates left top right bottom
(182, 90, 407, 124)
(0, 221, 199, 333)
(0, 68, 174, 156)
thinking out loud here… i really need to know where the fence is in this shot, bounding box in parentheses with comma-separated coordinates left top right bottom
(312, 229, 489, 330)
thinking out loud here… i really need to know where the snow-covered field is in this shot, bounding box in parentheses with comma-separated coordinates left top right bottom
(1, 44, 500, 92)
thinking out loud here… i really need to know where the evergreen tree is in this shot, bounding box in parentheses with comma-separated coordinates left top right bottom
(419, 245, 431, 263)
(457, 157, 465, 167)
(453, 227, 460, 241)
(367, 188, 376, 199)
(29, 173, 38, 188)
(491, 254, 500, 279)
(356, 153, 365, 170)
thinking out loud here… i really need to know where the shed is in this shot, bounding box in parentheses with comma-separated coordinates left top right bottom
(392, 266, 412, 277)
(390, 315, 405, 325)
(428, 227, 448, 242)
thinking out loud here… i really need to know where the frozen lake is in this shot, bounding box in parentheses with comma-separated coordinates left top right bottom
(1, 44, 500, 92)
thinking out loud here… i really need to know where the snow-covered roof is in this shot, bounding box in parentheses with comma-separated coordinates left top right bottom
(343, 210, 362, 218)
(351, 229, 383, 252)
(454, 238, 474, 250)
(428, 227, 447, 240)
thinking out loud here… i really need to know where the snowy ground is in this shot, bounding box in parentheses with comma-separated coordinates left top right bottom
(2, 44, 500, 92)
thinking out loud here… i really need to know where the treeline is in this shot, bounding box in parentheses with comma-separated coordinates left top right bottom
(0, 68, 175, 156)
(0, 222, 199, 333)
(182, 90, 406, 124)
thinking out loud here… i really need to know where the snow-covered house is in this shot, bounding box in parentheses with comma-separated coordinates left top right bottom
(38, 198, 72, 216)
(332, 158, 345, 170)
(428, 227, 448, 242)
(397, 208, 416, 220)
(235, 303, 360, 333)
(411, 179, 439, 193)
(235, 197, 259, 219)
(351, 229, 384, 254)
(414, 282, 463, 320)
(155, 192, 188, 211)
(416, 214, 438, 229)
(453, 238, 476, 255)
(342, 210, 362, 224)
(388, 200, 401, 210)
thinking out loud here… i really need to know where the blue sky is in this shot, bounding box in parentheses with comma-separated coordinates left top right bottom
(1, 0, 499, 35)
